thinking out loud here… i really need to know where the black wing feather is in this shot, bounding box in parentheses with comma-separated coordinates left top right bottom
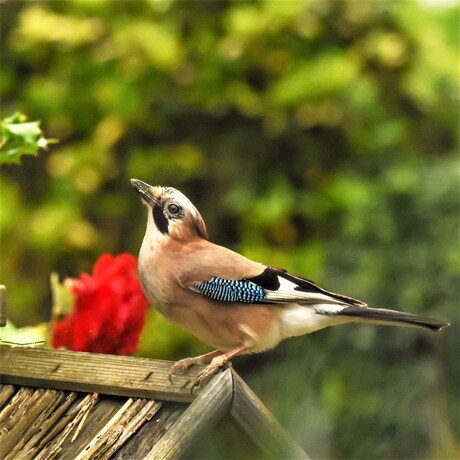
(247, 267, 367, 307)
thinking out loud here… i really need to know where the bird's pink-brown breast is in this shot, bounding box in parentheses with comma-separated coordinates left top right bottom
(139, 237, 284, 352)
(162, 289, 284, 352)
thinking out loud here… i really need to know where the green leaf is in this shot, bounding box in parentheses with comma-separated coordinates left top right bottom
(0, 320, 48, 347)
(0, 112, 55, 164)
(50, 272, 73, 320)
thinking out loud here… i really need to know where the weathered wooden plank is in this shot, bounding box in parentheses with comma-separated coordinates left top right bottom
(0, 346, 310, 459)
(5, 389, 66, 460)
(0, 388, 63, 458)
(113, 403, 186, 460)
(0, 384, 15, 410)
(0, 386, 34, 423)
(19, 391, 78, 460)
(0, 345, 205, 403)
(74, 398, 162, 460)
(54, 394, 132, 460)
(146, 368, 233, 459)
(34, 392, 83, 450)
(34, 392, 100, 460)
(74, 397, 136, 460)
(231, 371, 310, 460)
(96, 399, 161, 460)
(0, 387, 35, 456)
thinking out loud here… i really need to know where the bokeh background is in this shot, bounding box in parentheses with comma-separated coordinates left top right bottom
(1, 0, 458, 458)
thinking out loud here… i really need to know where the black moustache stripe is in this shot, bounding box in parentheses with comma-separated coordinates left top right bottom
(153, 206, 169, 234)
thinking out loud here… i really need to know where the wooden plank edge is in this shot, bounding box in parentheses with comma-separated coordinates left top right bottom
(0, 345, 205, 403)
(145, 368, 234, 460)
(230, 370, 310, 460)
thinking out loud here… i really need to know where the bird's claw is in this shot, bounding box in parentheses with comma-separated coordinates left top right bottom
(168, 358, 228, 392)
(190, 362, 224, 393)
(168, 357, 199, 384)
(170, 357, 197, 374)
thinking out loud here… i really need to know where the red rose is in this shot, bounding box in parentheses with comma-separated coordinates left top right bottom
(51, 253, 148, 355)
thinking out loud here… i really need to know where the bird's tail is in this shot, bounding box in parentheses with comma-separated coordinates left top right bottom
(335, 306, 449, 332)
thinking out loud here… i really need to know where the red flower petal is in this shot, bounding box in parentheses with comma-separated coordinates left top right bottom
(51, 253, 148, 355)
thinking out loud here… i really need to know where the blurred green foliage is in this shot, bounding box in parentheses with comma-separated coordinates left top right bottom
(1, 0, 458, 458)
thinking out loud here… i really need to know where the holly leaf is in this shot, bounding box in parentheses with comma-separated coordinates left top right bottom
(0, 112, 56, 164)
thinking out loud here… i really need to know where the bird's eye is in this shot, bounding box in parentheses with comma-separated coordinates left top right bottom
(167, 203, 182, 215)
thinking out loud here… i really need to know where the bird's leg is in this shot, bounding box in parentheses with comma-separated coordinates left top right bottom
(191, 345, 248, 391)
(169, 349, 225, 382)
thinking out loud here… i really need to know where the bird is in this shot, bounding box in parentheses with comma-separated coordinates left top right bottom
(131, 179, 449, 388)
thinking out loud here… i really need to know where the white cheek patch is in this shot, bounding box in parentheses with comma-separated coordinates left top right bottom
(279, 304, 352, 338)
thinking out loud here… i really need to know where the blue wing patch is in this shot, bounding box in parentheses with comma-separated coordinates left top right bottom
(193, 276, 266, 303)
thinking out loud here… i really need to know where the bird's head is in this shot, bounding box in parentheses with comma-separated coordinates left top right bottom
(131, 179, 208, 243)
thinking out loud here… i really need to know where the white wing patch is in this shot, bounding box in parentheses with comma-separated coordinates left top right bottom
(264, 277, 346, 305)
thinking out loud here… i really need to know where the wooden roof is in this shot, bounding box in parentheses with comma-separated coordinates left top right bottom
(0, 345, 309, 459)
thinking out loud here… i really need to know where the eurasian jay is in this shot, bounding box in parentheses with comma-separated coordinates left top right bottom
(131, 179, 449, 387)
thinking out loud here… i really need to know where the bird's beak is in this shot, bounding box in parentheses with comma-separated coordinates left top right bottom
(130, 179, 160, 208)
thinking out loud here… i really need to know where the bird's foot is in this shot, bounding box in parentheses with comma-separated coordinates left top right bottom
(190, 355, 230, 392)
(168, 350, 225, 385)
(168, 347, 246, 391)
(170, 356, 200, 376)
(168, 357, 201, 385)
